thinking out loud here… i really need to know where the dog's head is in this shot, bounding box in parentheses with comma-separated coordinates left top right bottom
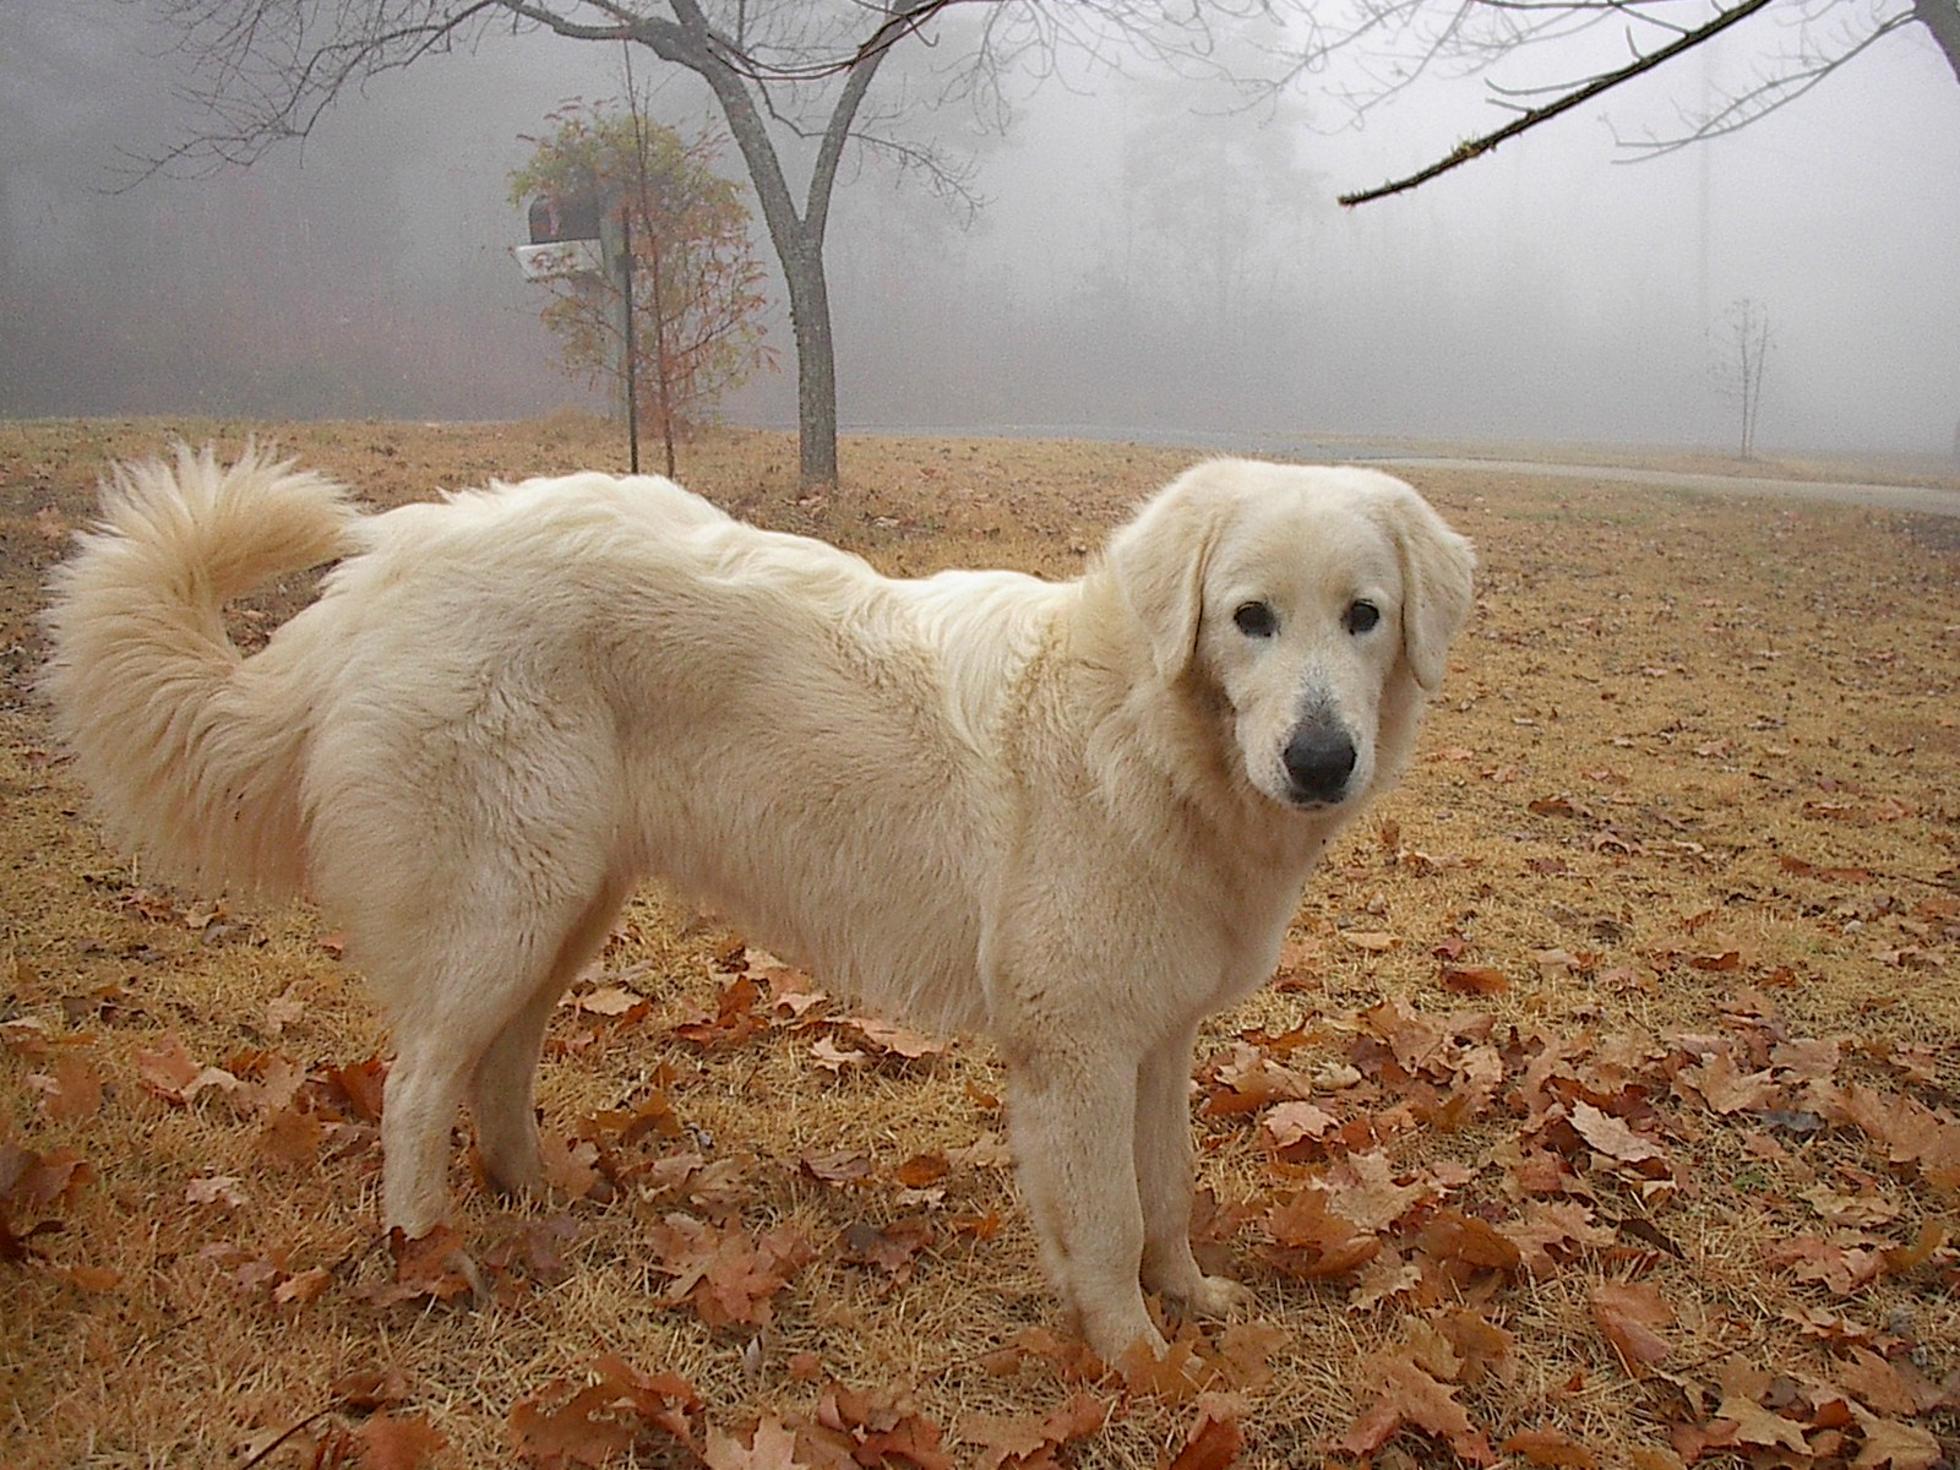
(1105, 459, 1474, 813)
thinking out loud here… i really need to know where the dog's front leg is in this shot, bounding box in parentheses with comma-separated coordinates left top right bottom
(1003, 1043, 1165, 1362)
(1136, 1023, 1253, 1318)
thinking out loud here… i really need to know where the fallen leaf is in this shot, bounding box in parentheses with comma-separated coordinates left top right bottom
(509, 1357, 702, 1468)
(539, 1134, 603, 1199)
(1340, 930, 1399, 953)
(1837, 1348, 1941, 1417)
(1260, 1100, 1339, 1152)
(1680, 1051, 1779, 1114)
(1591, 1281, 1672, 1372)
(1420, 1209, 1523, 1272)
(813, 1383, 956, 1468)
(1438, 1309, 1515, 1386)
(264, 986, 306, 1038)
(366, 1225, 476, 1307)
(1689, 949, 1744, 972)
(1326, 1151, 1426, 1232)
(324, 1056, 389, 1122)
(840, 1217, 934, 1284)
(1880, 1221, 1947, 1276)
(257, 1104, 325, 1168)
(895, 1152, 949, 1189)
(673, 976, 764, 1049)
(1709, 1361, 1812, 1453)
(1263, 1186, 1382, 1276)
(1570, 1101, 1668, 1164)
(1336, 1352, 1494, 1463)
(647, 1216, 813, 1329)
(1213, 1322, 1288, 1390)
(273, 1267, 332, 1305)
(1348, 1251, 1421, 1311)
(961, 1391, 1107, 1470)
(799, 1148, 875, 1187)
(1851, 1411, 1942, 1470)
(1115, 1336, 1208, 1403)
(329, 1366, 411, 1410)
(185, 1174, 246, 1208)
(1502, 1201, 1615, 1277)
(354, 1411, 446, 1470)
(1766, 1236, 1883, 1295)
(30, 1050, 103, 1122)
(947, 1132, 1014, 1170)
(135, 1033, 239, 1105)
(706, 1413, 807, 1470)
(1166, 1402, 1244, 1470)
(1442, 965, 1509, 995)
(0, 1143, 94, 1218)
(1502, 1428, 1598, 1468)
(483, 1214, 579, 1289)
(575, 985, 643, 1016)
(840, 1017, 948, 1060)
(760, 967, 829, 1022)
(50, 1263, 121, 1292)
(810, 1036, 869, 1071)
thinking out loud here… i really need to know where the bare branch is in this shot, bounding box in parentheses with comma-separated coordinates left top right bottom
(118, 0, 511, 185)
(1338, 0, 1775, 206)
(1614, 7, 1915, 155)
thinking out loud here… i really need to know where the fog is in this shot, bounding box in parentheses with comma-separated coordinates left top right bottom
(3, 2, 1957, 454)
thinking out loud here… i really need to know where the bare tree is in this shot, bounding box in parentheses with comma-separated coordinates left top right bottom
(133, 1, 1295, 488)
(1716, 296, 1773, 457)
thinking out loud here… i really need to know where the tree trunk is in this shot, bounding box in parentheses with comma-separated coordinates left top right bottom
(647, 0, 869, 491)
(1915, 0, 1960, 82)
(782, 234, 840, 487)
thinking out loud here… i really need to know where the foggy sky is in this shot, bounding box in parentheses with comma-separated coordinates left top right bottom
(3, 2, 1956, 454)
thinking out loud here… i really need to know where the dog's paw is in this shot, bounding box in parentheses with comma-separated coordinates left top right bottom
(1097, 1322, 1172, 1366)
(1179, 1272, 1254, 1319)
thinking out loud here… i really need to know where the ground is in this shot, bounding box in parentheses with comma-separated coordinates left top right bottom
(1, 416, 1956, 1470)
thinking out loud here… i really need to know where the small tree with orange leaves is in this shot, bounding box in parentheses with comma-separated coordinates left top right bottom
(511, 101, 774, 474)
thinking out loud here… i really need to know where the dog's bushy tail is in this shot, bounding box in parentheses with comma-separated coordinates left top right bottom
(42, 443, 360, 896)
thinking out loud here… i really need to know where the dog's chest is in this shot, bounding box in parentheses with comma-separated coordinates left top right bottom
(1183, 848, 1322, 1018)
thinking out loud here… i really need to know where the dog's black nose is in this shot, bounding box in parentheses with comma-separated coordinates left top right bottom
(1283, 726, 1357, 803)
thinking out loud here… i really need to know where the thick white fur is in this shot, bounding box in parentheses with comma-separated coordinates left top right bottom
(43, 445, 1473, 1359)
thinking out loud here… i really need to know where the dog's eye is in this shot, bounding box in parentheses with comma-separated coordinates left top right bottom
(1233, 601, 1277, 638)
(1345, 600, 1380, 635)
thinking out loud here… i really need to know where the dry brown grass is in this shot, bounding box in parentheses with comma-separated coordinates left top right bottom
(1, 416, 1955, 1469)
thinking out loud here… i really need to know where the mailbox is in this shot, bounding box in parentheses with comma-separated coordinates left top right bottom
(516, 188, 606, 282)
(528, 191, 603, 245)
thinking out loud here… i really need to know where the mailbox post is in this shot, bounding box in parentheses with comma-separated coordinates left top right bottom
(516, 185, 640, 474)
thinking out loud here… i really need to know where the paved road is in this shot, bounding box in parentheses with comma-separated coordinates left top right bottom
(1370, 456, 1960, 519)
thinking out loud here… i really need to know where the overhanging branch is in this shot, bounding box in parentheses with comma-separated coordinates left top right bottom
(1337, 0, 1775, 206)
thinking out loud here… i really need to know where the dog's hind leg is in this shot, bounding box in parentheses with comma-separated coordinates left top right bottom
(468, 876, 631, 1197)
(368, 868, 618, 1236)
(380, 1002, 511, 1237)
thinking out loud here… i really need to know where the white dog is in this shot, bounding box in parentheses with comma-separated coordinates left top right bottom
(43, 446, 1472, 1359)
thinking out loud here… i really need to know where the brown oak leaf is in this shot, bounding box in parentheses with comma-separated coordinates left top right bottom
(1570, 1101, 1668, 1164)
(1335, 1353, 1494, 1464)
(1591, 1281, 1673, 1372)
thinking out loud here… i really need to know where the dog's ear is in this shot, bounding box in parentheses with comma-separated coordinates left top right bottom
(1382, 483, 1475, 693)
(1105, 472, 1224, 681)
